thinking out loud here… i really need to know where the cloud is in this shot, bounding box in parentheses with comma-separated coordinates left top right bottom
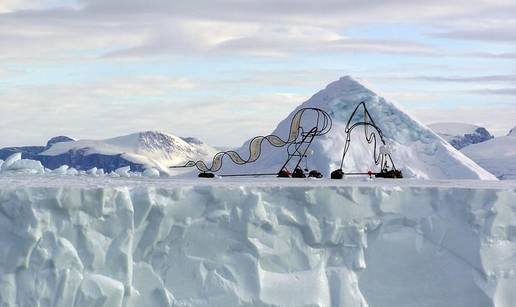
(214, 28, 436, 57)
(0, 0, 515, 148)
(432, 27, 516, 43)
(470, 88, 516, 96)
(76, 0, 514, 27)
(0, 0, 59, 13)
(468, 52, 516, 59)
(0, 0, 514, 62)
(0, 76, 304, 147)
(396, 75, 516, 83)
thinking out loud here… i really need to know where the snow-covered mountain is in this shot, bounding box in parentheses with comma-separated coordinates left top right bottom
(219, 76, 496, 180)
(428, 122, 493, 149)
(461, 126, 516, 180)
(0, 135, 75, 161)
(39, 131, 218, 174)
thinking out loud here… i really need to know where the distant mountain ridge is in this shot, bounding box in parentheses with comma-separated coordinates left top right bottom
(461, 125, 516, 180)
(0, 131, 217, 174)
(0, 135, 75, 160)
(428, 123, 493, 150)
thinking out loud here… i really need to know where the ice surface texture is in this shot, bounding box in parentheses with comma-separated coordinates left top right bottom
(1, 178, 515, 307)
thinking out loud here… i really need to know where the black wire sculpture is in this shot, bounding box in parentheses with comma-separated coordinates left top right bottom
(331, 101, 403, 179)
(171, 107, 332, 178)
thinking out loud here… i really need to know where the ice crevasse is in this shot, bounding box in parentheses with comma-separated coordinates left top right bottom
(0, 180, 516, 307)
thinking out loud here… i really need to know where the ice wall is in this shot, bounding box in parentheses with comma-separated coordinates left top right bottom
(1, 181, 515, 307)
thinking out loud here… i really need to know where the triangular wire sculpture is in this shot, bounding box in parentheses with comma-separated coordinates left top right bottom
(331, 101, 402, 179)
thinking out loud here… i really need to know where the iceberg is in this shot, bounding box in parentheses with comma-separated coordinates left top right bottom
(0, 176, 515, 306)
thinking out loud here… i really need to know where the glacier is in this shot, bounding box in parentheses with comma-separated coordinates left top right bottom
(1, 176, 515, 307)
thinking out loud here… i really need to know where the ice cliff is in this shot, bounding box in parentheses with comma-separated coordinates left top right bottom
(0, 177, 515, 307)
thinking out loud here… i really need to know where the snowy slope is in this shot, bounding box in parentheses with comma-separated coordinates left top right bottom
(428, 122, 493, 149)
(40, 131, 218, 174)
(461, 127, 516, 180)
(219, 76, 496, 180)
(0, 177, 515, 307)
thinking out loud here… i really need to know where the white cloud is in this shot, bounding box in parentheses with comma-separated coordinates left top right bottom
(0, 77, 304, 147)
(470, 88, 516, 96)
(0, 0, 514, 62)
(0, 0, 515, 147)
(0, 0, 49, 13)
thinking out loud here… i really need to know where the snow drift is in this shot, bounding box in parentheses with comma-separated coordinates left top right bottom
(0, 177, 515, 307)
(461, 126, 516, 180)
(219, 77, 495, 180)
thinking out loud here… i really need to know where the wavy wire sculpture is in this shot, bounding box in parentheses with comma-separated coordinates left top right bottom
(332, 101, 402, 179)
(171, 108, 332, 176)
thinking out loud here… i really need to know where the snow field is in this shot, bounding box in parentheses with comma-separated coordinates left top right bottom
(0, 179, 515, 306)
(461, 130, 516, 180)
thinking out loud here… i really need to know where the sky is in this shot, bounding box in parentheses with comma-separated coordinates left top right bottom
(0, 0, 515, 147)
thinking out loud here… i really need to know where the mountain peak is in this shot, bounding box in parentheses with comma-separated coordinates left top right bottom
(302, 76, 376, 110)
(138, 130, 176, 140)
(133, 131, 191, 153)
(509, 126, 516, 136)
(325, 76, 374, 95)
(45, 136, 75, 149)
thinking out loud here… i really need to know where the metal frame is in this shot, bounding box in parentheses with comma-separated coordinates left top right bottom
(171, 107, 332, 177)
(335, 101, 400, 177)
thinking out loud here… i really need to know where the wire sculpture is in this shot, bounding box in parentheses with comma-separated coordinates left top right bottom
(331, 101, 402, 179)
(171, 107, 332, 178)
